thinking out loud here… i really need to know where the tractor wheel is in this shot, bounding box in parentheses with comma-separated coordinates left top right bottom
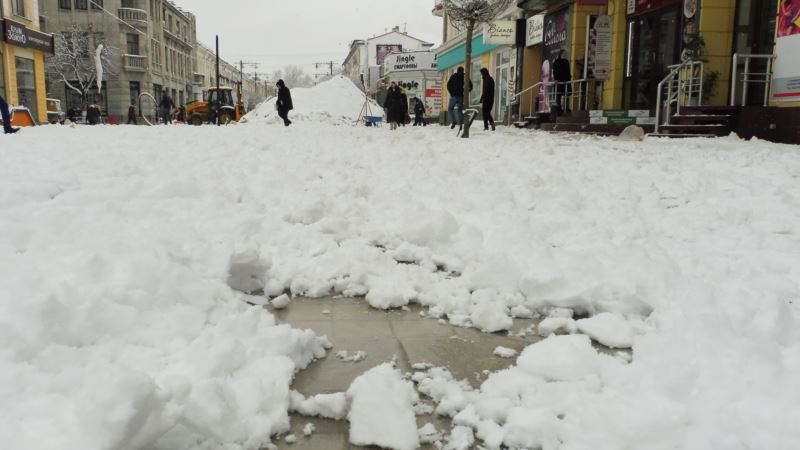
(190, 115, 203, 126)
(218, 110, 233, 125)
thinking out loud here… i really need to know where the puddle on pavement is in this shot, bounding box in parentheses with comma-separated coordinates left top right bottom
(266, 296, 627, 450)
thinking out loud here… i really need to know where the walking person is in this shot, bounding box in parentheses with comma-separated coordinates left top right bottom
(413, 97, 426, 126)
(383, 81, 403, 130)
(552, 50, 572, 114)
(479, 68, 496, 131)
(446, 66, 472, 130)
(160, 90, 175, 125)
(276, 79, 293, 126)
(127, 104, 137, 125)
(0, 94, 19, 134)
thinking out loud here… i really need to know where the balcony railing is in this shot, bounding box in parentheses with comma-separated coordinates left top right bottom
(124, 54, 147, 72)
(118, 8, 148, 28)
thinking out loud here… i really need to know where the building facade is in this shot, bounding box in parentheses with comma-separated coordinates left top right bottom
(39, 0, 197, 122)
(343, 27, 435, 95)
(194, 43, 270, 110)
(433, 0, 800, 141)
(2, 0, 53, 124)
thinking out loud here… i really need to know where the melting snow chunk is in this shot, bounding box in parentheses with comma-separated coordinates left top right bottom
(347, 363, 420, 450)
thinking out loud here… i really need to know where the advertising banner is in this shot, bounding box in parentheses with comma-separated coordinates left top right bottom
(483, 21, 516, 45)
(538, 6, 571, 112)
(526, 14, 544, 47)
(586, 15, 612, 80)
(773, 0, 800, 101)
(376, 44, 403, 65)
(384, 51, 437, 74)
(425, 79, 442, 117)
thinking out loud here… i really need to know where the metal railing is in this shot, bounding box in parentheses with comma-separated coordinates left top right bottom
(655, 60, 704, 134)
(730, 53, 775, 107)
(512, 78, 591, 124)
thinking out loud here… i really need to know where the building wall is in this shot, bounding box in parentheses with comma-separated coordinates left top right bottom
(700, 0, 736, 106)
(2, 0, 49, 123)
(603, 0, 628, 109)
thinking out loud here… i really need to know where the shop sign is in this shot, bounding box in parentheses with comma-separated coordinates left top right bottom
(384, 51, 437, 73)
(586, 15, 612, 80)
(1, 19, 54, 54)
(483, 20, 516, 45)
(526, 14, 544, 47)
(425, 80, 442, 117)
(772, 0, 800, 101)
(626, 0, 681, 17)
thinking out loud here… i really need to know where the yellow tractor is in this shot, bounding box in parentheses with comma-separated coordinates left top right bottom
(186, 85, 245, 125)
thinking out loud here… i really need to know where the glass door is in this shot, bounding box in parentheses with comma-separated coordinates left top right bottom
(732, 0, 779, 105)
(624, 8, 681, 110)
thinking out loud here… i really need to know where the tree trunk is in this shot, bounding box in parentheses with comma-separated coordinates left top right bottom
(462, 20, 474, 138)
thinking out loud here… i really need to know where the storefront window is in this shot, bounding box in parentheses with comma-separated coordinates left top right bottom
(15, 57, 38, 120)
(469, 58, 482, 106)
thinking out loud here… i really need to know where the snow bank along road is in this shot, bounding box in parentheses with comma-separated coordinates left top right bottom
(1, 123, 799, 450)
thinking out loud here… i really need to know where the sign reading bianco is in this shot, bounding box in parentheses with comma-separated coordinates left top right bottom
(483, 20, 516, 45)
(384, 51, 437, 73)
(526, 14, 544, 47)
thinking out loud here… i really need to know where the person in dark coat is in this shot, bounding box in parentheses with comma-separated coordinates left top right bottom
(160, 90, 175, 124)
(383, 81, 403, 130)
(127, 104, 137, 125)
(552, 50, 572, 113)
(276, 79, 293, 126)
(399, 88, 409, 126)
(479, 68, 496, 131)
(177, 105, 186, 123)
(446, 66, 473, 129)
(0, 94, 19, 134)
(86, 104, 101, 125)
(413, 97, 426, 126)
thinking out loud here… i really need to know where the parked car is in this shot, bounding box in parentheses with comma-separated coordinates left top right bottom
(46, 98, 66, 124)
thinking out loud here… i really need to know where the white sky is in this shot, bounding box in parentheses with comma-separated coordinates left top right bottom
(171, 0, 443, 81)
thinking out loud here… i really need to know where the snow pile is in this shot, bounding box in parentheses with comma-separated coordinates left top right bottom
(289, 391, 347, 420)
(2, 123, 800, 449)
(347, 363, 420, 450)
(242, 75, 384, 126)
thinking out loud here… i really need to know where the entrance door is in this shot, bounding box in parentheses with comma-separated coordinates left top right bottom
(732, 0, 779, 105)
(494, 49, 512, 121)
(624, 8, 681, 110)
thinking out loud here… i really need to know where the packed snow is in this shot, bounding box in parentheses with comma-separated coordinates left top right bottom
(1, 119, 799, 449)
(242, 75, 384, 126)
(347, 363, 420, 450)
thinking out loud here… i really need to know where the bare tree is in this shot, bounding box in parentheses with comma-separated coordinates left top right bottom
(272, 65, 314, 88)
(444, 0, 512, 138)
(46, 26, 120, 110)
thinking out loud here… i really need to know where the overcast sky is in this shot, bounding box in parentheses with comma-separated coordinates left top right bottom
(171, 0, 443, 81)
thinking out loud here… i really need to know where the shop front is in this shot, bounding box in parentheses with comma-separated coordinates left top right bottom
(382, 51, 441, 121)
(1, 18, 53, 124)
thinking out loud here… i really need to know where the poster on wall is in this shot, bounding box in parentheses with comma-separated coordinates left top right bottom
(586, 15, 612, 80)
(376, 44, 403, 65)
(538, 6, 572, 112)
(484, 20, 516, 45)
(425, 80, 442, 117)
(773, 0, 800, 101)
(680, 0, 701, 61)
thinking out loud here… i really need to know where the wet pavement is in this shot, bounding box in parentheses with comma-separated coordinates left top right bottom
(268, 297, 542, 450)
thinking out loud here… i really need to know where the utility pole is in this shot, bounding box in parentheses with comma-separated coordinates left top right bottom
(314, 61, 338, 78)
(237, 60, 259, 89)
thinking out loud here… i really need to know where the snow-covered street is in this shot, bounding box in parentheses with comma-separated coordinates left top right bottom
(2, 120, 799, 450)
